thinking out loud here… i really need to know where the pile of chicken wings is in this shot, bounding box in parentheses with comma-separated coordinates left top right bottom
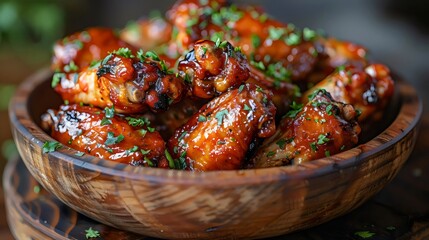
(42, 0, 394, 171)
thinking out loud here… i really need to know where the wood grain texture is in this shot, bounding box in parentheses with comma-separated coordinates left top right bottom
(3, 156, 146, 240)
(8, 69, 422, 239)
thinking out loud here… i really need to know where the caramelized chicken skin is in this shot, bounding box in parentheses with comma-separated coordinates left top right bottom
(178, 39, 250, 99)
(166, 0, 320, 82)
(303, 64, 395, 122)
(52, 28, 134, 72)
(42, 104, 168, 167)
(53, 51, 186, 114)
(168, 83, 276, 171)
(249, 90, 361, 168)
(120, 17, 172, 51)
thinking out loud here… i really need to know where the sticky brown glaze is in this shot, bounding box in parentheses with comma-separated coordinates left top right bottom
(53, 53, 186, 114)
(178, 40, 250, 99)
(303, 64, 395, 122)
(41, 104, 168, 167)
(249, 90, 361, 168)
(308, 37, 369, 84)
(168, 83, 276, 171)
(247, 67, 300, 117)
(51, 28, 134, 73)
(120, 17, 172, 51)
(156, 97, 207, 139)
(166, 1, 320, 83)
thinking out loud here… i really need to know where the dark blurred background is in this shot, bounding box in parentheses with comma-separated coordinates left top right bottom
(0, 0, 428, 237)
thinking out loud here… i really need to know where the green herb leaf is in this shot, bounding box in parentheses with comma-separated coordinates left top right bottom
(75, 151, 85, 157)
(104, 106, 115, 118)
(238, 84, 245, 93)
(33, 185, 41, 194)
(354, 231, 375, 239)
(244, 104, 252, 111)
(145, 51, 160, 61)
(165, 149, 175, 169)
(266, 151, 275, 157)
(198, 115, 207, 122)
(317, 133, 330, 145)
(100, 118, 112, 126)
(215, 109, 229, 126)
(268, 26, 285, 41)
(285, 32, 301, 46)
(303, 27, 317, 41)
(114, 47, 134, 58)
(104, 132, 124, 146)
(64, 60, 79, 72)
(85, 227, 101, 239)
(51, 73, 65, 88)
(284, 101, 304, 118)
(141, 149, 151, 155)
(125, 117, 149, 127)
(310, 142, 317, 152)
(42, 141, 62, 153)
(251, 34, 261, 49)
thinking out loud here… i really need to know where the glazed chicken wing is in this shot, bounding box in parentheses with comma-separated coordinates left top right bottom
(53, 50, 186, 114)
(41, 104, 168, 167)
(120, 17, 172, 52)
(166, 0, 320, 83)
(308, 37, 369, 84)
(249, 89, 361, 168)
(52, 28, 135, 72)
(178, 39, 250, 99)
(303, 64, 395, 122)
(168, 83, 276, 171)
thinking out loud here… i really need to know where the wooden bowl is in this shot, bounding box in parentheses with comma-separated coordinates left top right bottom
(9, 68, 422, 239)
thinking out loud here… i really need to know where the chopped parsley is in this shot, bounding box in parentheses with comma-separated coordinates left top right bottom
(276, 137, 293, 149)
(284, 101, 304, 118)
(244, 104, 252, 111)
(75, 151, 85, 157)
(140, 149, 151, 155)
(317, 133, 330, 145)
(51, 73, 65, 88)
(198, 115, 207, 122)
(354, 231, 375, 239)
(64, 60, 79, 72)
(215, 109, 229, 126)
(165, 149, 175, 169)
(326, 104, 334, 115)
(85, 227, 100, 239)
(251, 34, 261, 49)
(42, 141, 62, 153)
(144, 51, 160, 61)
(125, 116, 150, 127)
(303, 27, 317, 41)
(325, 150, 331, 157)
(307, 89, 327, 101)
(238, 84, 245, 93)
(268, 26, 286, 41)
(310, 142, 317, 152)
(104, 132, 124, 146)
(178, 131, 188, 142)
(33, 185, 41, 194)
(285, 32, 301, 46)
(104, 106, 115, 118)
(100, 118, 112, 126)
(266, 151, 275, 157)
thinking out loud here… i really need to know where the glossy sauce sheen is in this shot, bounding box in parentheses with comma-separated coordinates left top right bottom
(168, 83, 276, 171)
(304, 64, 395, 122)
(54, 54, 186, 114)
(250, 90, 361, 168)
(43, 104, 167, 167)
(51, 27, 135, 72)
(179, 40, 250, 99)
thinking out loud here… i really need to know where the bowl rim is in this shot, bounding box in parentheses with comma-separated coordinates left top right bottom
(9, 68, 423, 186)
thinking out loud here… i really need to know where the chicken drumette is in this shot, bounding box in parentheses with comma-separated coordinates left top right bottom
(42, 104, 168, 167)
(168, 83, 276, 171)
(249, 89, 361, 168)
